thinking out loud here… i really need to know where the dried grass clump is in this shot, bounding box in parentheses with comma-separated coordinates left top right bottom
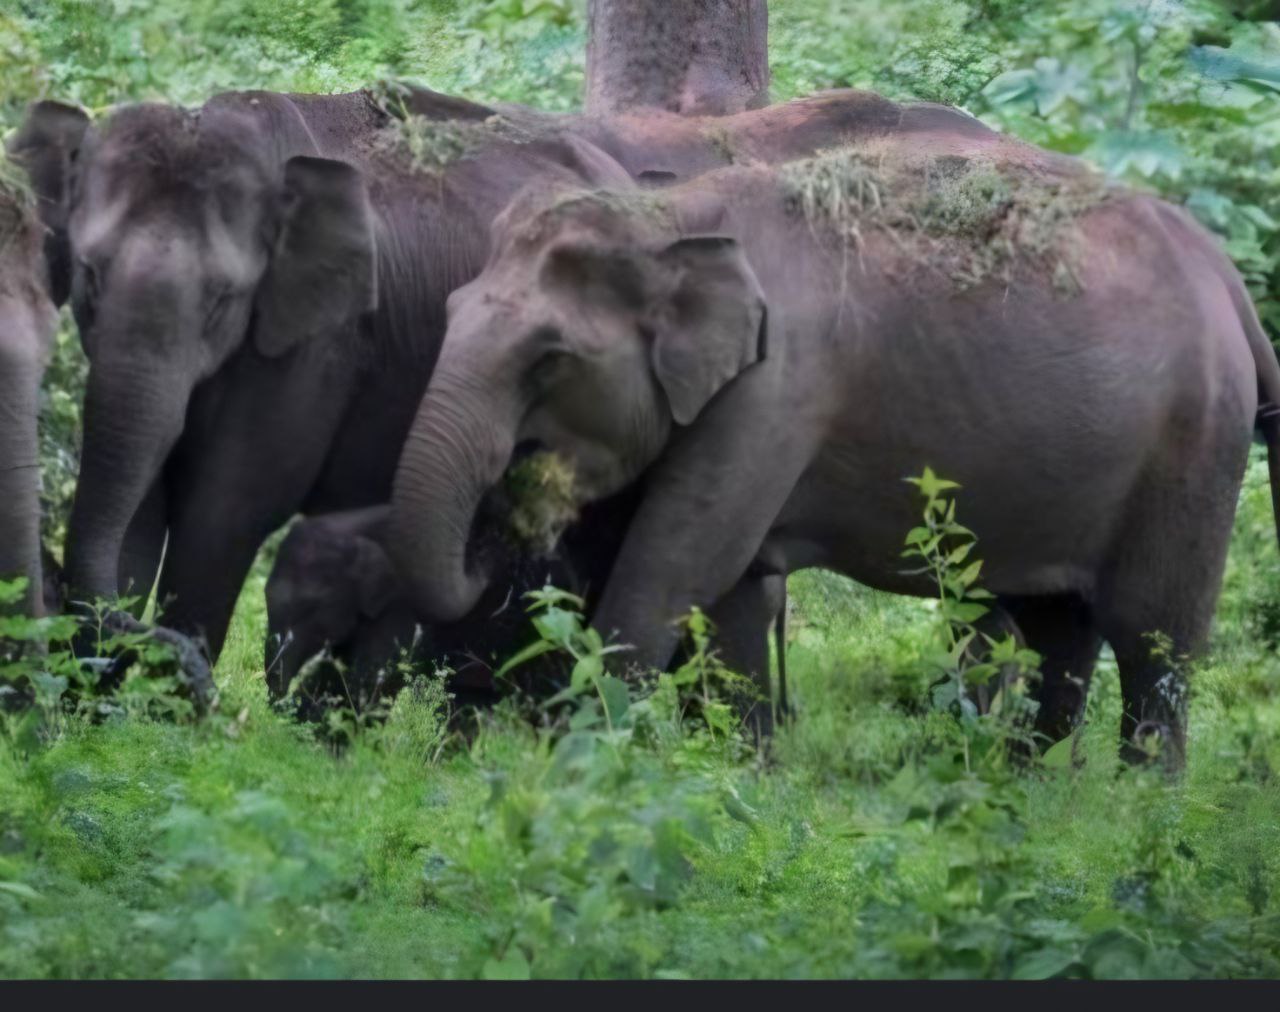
(367, 81, 532, 175)
(503, 451, 579, 556)
(780, 145, 1116, 292)
(376, 114, 531, 175)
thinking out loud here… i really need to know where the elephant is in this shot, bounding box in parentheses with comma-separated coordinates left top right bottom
(0, 164, 59, 621)
(387, 131, 1280, 771)
(264, 505, 536, 717)
(266, 497, 789, 728)
(264, 490, 644, 717)
(12, 83, 988, 679)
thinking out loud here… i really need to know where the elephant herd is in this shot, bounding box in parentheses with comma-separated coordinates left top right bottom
(2, 79, 1277, 768)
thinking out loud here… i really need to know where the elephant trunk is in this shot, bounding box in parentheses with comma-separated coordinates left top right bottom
(0, 339, 45, 617)
(65, 355, 194, 609)
(391, 370, 517, 624)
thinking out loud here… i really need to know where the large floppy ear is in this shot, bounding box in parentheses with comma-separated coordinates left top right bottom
(253, 155, 377, 357)
(6, 101, 91, 306)
(650, 236, 768, 426)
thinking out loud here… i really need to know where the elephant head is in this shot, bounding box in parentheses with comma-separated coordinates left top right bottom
(11, 98, 378, 608)
(265, 508, 401, 702)
(0, 167, 59, 617)
(390, 184, 767, 623)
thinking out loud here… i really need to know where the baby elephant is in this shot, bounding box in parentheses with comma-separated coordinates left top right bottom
(265, 507, 568, 719)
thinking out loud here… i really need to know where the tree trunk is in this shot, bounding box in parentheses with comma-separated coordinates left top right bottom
(585, 0, 769, 117)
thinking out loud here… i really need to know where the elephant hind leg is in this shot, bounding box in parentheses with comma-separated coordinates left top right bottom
(1092, 456, 1245, 772)
(997, 594, 1101, 753)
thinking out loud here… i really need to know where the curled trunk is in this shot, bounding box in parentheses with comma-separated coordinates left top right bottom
(390, 373, 517, 624)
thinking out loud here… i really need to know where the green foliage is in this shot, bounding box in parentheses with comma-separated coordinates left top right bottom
(4, 0, 1280, 980)
(901, 468, 1038, 734)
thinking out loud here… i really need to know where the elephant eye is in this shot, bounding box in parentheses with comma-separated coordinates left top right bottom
(529, 346, 573, 391)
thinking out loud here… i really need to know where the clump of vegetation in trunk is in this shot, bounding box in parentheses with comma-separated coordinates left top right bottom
(502, 451, 579, 556)
(780, 145, 1117, 292)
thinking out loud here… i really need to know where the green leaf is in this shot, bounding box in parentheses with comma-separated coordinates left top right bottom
(482, 950, 531, 980)
(957, 559, 984, 587)
(493, 638, 557, 680)
(595, 674, 631, 724)
(1190, 42, 1280, 93)
(532, 606, 580, 647)
(906, 466, 961, 501)
(941, 600, 990, 624)
(1088, 130, 1185, 181)
(1041, 736, 1075, 769)
(982, 68, 1038, 107)
(570, 653, 602, 692)
(0, 881, 42, 901)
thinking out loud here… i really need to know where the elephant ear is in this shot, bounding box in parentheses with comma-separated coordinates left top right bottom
(253, 155, 378, 358)
(650, 236, 768, 426)
(352, 536, 399, 619)
(5, 101, 91, 306)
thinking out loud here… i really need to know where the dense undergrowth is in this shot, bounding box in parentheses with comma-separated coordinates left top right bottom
(1, 455, 1278, 979)
(2, 0, 1280, 979)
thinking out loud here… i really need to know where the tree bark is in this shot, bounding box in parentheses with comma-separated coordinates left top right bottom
(585, 0, 769, 117)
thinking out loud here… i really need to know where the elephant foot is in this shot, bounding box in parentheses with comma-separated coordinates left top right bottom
(1119, 719, 1185, 776)
(92, 611, 217, 715)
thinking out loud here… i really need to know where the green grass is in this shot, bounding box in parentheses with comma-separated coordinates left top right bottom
(3, 450, 1279, 979)
(3, 0, 1280, 979)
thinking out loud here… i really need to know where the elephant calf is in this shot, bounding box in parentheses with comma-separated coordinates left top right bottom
(264, 501, 632, 718)
(390, 132, 1280, 770)
(264, 507, 522, 718)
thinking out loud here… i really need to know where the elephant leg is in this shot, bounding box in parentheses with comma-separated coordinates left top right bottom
(591, 366, 815, 674)
(703, 572, 784, 739)
(1093, 449, 1245, 772)
(997, 594, 1101, 751)
(160, 492, 298, 664)
(117, 475, 168, 615)
(157, 346, 359, 666)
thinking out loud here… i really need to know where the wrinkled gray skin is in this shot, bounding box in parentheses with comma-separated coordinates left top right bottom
(391, 140, 1280, 771)
(0, 182, 58, 619)
(13, 86, 969, 686)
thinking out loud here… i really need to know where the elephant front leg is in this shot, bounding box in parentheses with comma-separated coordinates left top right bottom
(703, 572, 786, 741)
(117, 475, 168, 615)
(158, 516, 273, 665)
(590, 369, 812, 683)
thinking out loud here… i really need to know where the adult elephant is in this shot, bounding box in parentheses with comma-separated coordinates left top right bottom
(0, 162, 59, 620)
(13, 84, 984, 671)
(388, 134, 1280, 771)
